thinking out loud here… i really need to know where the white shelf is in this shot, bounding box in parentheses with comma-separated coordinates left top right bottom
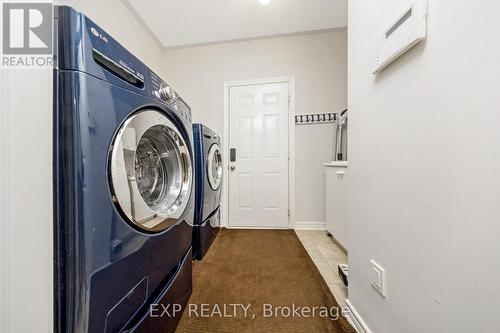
(323, 161, 348, 168)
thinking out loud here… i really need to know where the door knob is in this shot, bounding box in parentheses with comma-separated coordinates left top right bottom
(230, 165, 236, 171)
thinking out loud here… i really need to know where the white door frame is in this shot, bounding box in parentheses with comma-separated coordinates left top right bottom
(0, 64, 10, 333)
(1, 70, 54, 332)
(223, 76, 296, 229)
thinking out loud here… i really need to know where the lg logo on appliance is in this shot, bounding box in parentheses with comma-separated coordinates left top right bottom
(90, 26, 108, 43)
(2, 2, 52, 55)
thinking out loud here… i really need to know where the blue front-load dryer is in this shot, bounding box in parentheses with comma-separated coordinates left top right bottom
(54, 6, 194, 332)
(192, 124, 223, 260)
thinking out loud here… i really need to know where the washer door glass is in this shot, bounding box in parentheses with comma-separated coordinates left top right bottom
(110, 110, 192, 232)
(207, 143, 223, 190)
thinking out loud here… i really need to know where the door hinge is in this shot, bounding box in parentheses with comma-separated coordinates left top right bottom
(288, 208, 290, 217)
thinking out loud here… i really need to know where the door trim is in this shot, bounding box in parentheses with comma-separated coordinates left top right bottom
(223, 76, 296, 229)
(1, 70, 53, 332)
(0, 63, 11, 333)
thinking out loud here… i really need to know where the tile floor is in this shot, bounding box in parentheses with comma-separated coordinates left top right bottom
(295, 230, 348, 307)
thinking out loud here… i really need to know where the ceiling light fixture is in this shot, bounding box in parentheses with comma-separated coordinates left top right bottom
(259, 0, 271, 5)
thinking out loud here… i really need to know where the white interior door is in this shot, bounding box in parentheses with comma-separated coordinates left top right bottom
(228, 82, 289, 228)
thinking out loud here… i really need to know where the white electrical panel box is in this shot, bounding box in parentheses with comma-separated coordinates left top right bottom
(373, 0, 427, 74)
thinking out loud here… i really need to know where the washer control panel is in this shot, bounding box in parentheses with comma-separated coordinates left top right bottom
(149, 71, 191, 122)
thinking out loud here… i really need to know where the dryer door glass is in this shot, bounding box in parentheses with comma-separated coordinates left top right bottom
(110, 110, 192, 232)
(207, 143, 223, 190)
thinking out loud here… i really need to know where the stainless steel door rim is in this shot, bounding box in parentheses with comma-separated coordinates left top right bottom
(110, 109, 192, 232)
(207, 143, 223, 191)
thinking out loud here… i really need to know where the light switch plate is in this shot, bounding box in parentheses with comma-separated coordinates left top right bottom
(370, 259, 386, 297)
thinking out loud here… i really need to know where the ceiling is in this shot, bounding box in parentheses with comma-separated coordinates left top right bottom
(124, 0, 347, 49)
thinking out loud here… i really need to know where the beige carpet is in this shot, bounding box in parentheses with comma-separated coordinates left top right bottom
(176, 229, 355, 333)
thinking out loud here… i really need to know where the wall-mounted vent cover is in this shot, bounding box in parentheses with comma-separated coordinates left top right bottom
(385, 8, 413, 38)
(373, 0, 427, 74)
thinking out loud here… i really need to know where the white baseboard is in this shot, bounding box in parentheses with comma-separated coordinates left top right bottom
(226, 226, 290, 230)
(294, 221, 326, 230)
(345, 299, 373, 333)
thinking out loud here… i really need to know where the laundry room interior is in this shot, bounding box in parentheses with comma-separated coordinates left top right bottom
(2, 0, 500, 333)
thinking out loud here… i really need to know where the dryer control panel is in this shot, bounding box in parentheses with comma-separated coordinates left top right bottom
(149, 71, 192, 122)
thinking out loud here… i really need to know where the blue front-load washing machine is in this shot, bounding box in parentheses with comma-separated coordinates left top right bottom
(192, 124, 223, 260)
(54, 6, 194, 332)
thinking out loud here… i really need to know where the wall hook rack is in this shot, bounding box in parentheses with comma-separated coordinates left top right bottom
(294, 112, 337, 125)
(294, 109, 347, 125)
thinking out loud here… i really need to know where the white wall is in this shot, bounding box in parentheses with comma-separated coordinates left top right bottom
(161, 31, 348, 226)
(348, 1, 500, 332)
(1, 1, 165, 332)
